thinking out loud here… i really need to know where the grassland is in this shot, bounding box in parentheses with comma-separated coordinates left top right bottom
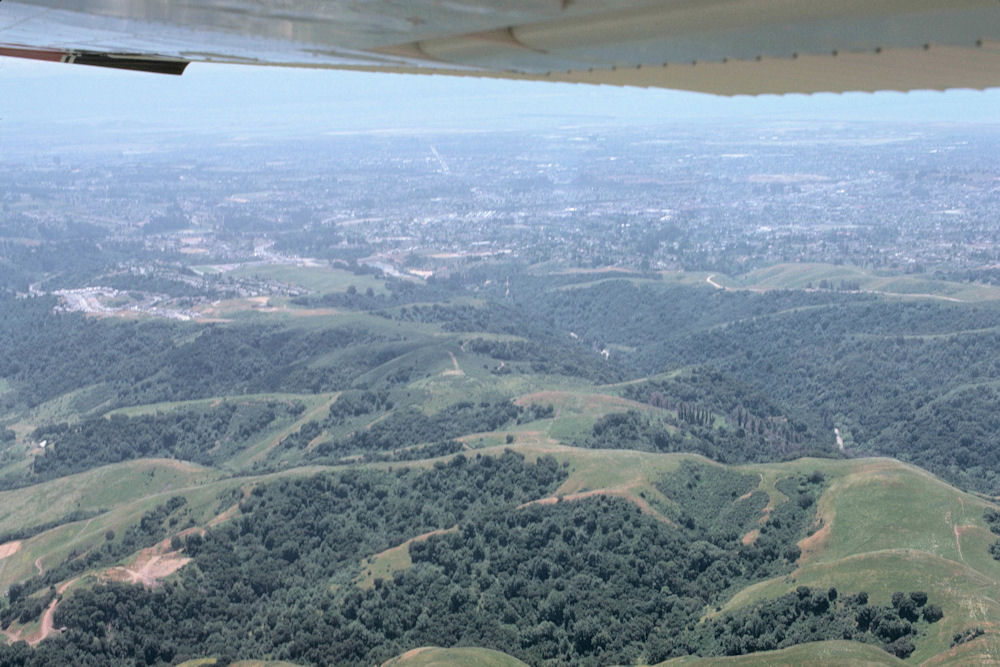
(104, 392, 324, 418)
(381, 647, 529, 667)
(740, 263, 1000, 302)
(713, 457, 1000, 664)
(658, 640, 903, 665)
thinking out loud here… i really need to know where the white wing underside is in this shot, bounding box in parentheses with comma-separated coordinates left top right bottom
(1, 0, 999, 94)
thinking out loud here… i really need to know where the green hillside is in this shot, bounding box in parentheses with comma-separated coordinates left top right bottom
(4, 266, 1000, 665)
(381, 646, 530, 667)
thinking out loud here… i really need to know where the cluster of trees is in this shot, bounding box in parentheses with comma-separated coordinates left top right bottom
(878, 386, 1000, 493)
(290, 277, 453, 311)
(953, 626, 985, 647)
(666, 588, 942, 660)
(323, 389, 393, 427)
(809, 278, 862, 291)
(353, 439, 465, 464)
(24, 401, 298, 483)
(0, 296, 406, 411)
(582, 408, 822, 465)
(655, 463, 827, 574)
(623, 369, 818, 450)
(305, 399, 527, 460)
(984, 508, 1000, 560)
(462, 336, 616, 382)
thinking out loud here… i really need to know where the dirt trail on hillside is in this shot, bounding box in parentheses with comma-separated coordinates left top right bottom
(0, 541, 21, 558)
(706, 275, 724, 290)
(208, 489, 251, 528)
(28, 577, 78, 645)
(382, 647, 433, 665)
(521, 479, 674, 526)
(442, 351, 464, 376)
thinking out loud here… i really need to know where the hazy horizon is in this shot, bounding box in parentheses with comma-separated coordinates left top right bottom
(3, 56, 1000, 146)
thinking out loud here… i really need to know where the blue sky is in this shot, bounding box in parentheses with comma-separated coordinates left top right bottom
(2, 55, 999, 140)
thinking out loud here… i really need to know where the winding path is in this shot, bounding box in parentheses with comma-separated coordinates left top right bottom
(29, 577, 78, 645)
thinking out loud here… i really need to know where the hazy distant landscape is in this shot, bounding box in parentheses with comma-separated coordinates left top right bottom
(1, 118, 1000, 665)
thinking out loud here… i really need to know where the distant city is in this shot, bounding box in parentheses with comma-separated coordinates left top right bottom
(3, 121, 999, 318)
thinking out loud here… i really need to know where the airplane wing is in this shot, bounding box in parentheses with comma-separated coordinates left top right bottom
(1, 0, 998, 94)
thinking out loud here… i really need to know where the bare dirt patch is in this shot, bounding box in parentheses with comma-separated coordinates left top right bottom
(382, 647, 434, 665)
(103, 538, 191, 588)
(521, 478, 674, 526)
(736, 475, 764, 502)
(0, 540, 22, 558)
(797, 520, 832, 563)
(742, 529, 760, 546)
(954, 524, 966, 562)
(208, 488, 252, 528)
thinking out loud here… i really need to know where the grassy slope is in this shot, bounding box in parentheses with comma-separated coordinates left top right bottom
(0, 460, 222, 589)
(717, 457, 1000, 665)
(659, 640, 903, 666)
(742, 263, 1000, 302)
(380, 646, 529, 667)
